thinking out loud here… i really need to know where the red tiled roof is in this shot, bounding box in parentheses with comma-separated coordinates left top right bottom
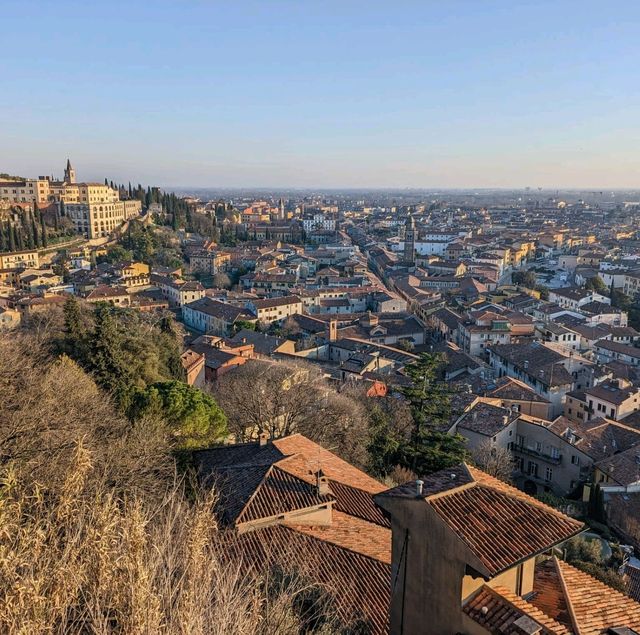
(555, 557, 640, 634)
(463, 584, 571, 634)
(272, 434, 386, 494)
(379, 464, 583, 578)
(234, 524, 389, 634)
(236, 465, 334, 525)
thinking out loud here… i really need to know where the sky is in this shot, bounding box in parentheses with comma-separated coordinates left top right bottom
(2, 1, 640, 189)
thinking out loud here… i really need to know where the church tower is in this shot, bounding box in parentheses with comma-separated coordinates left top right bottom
(279, 197, 285, 221)
(403, 214, 416, 264)
(64, 158, 76, 184)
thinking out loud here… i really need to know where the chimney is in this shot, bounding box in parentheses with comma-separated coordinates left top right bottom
(258, 431, 269, 447)
(316, 470, 331, 496)
(415, 479, 424, 496)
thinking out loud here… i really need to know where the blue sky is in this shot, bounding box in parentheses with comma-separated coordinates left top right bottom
(2, 1, 640, 188)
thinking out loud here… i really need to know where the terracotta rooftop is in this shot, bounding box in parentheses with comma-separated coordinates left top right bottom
(464, 584, 571, 634)
(378, 464, 583, 578)
(193, 433, 391, 633)
(487, 376, 551, 404)
(555, 557, 640, 634)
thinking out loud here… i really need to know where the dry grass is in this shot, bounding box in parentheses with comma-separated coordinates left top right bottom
(0, 333, 349, 635)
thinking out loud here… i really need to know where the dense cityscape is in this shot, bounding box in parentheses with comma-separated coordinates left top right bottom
(2, 160, 640, 632)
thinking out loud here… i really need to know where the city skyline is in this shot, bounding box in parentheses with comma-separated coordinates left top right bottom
(3, 1, 640, 188)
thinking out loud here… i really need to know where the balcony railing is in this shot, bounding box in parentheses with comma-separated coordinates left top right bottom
(514, 445, 562, 465)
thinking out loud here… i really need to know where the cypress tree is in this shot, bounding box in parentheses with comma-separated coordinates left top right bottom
(8, 224, 16, 251)
(88, 303, 133, 406)
(14, 226, 23, 250)
(31, 214, 39, 248)
(41, 215, 48, 247)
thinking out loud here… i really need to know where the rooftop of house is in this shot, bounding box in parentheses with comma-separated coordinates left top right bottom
(596, 340, 640, 359)
(465, 556, 640, 634)
(86, 284, 129, 299)
(192, 433, 391, 633)
(584, 379, 639, 405)
(486, 376, 551, 404)
(547, 417, 640, 462)
(594, 444, 640, 487)
(250, 295, 301, 309)
(488, 342, 576, 387)
(457, 401, 518, 437)
(376, 463, 583, 578)
(184, 297, 255, 322)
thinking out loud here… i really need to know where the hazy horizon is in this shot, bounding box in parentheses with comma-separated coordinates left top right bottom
(3, 1, 640, 189)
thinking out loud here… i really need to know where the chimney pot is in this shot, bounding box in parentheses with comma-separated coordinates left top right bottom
(317, 472, 331, 496)
(415, 479, 424, 496)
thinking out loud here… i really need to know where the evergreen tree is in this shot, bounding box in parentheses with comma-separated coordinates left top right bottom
(41, 215, 48, 247)
(366, 406, 402, 478)
(402, 352, 452, 436)
(14, 225, 23, 250)
(63, 296, 87, 360)
(31, 214, 39, 248)
(88, 303, 134, 407)
(8, 224, 16, 251)
(399, 352, 468, 475)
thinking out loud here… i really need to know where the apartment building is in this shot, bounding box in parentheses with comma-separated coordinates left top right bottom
(151, 275, 204, 307)
(246, 295, 303, 325)
(65, 183, 141, 238)
(0, 249, 39, 270)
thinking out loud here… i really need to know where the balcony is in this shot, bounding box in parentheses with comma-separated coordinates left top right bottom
(514, 445, 562, 465)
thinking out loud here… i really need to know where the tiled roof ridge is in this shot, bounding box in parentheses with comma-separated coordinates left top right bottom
(234, 463, 277, 525)
(554, 555, 640, 634)
(483, 584, 573, 634)
(235, 463, 336, 526)
(424, 463, 478, 501)
(552, 557, 583, 635)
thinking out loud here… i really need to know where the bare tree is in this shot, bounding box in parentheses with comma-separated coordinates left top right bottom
(471, 441, 514, 482)
(210, 359, 369, 467)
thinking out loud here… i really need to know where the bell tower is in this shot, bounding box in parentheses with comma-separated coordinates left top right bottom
(64, 158, 76, 184)
(403, 213, 416, 265)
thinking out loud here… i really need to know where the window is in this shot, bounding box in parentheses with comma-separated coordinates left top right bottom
(527, 461, 538, 477)
(545, 467, 553, 482)
(550, 447, 560, 459)
(571, 455, 580, 466)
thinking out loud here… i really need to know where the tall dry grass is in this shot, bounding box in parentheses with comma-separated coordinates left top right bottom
(0, 442, 345, 634)
(0, 333, 349, 634)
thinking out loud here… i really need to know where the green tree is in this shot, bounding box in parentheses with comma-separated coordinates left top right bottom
(130, 381, 227, 449)
(62, 296, 88, 360)
(88, 303, 134, 407)
(399, 353, 468, 475)
(40, 214, 48, 247)
(400, 427, 468, 476)
(585, 275, 607, 293)
(401, 353, 451, 434)
(366, 406, 401, 478)
(512, 270, 537, 288)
